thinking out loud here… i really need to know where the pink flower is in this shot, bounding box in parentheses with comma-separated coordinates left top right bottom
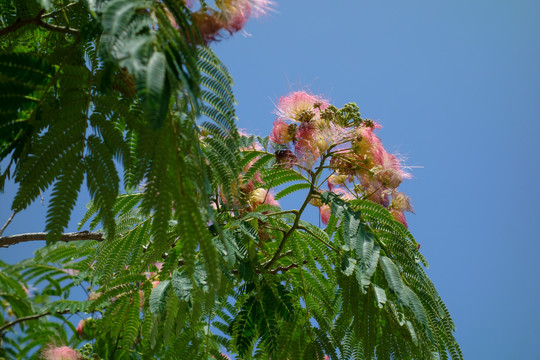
(312, 122, 345, 153)
(377, 152, 411, 180)
(294, 124, 320, 168)
(390, 192, 414, 213)
(41, 345, 80, 360)
(354, 125, 411, 188)
(225, 8, 248, 32)
(223, 0, 273, 32)
(360, 175, 390, 206)
(327, 175, 350, 191)
(76, 319, 86, 336)
(320, 204, 331, 225)
(331, 186, 354, 201)
(270, 120, 293, 144)
(275, 91, 329, 121)
(192, 11, 225, 44)
(373, 168, 402, 189)
(247, 188, 279, 210)
(355, 125, 385, 168)
(390, 210, 408, 228)
(245, 0, 273, 18)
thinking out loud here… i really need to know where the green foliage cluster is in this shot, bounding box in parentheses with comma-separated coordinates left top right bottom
(0, 0, 239, 245)
(0, 0, 462, 359)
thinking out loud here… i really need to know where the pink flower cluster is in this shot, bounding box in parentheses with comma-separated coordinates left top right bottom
(189, 0, 273, 43)
(270, 91, 343, 169)
(269, 91, 413, 227)
(41, 345, 80, 360)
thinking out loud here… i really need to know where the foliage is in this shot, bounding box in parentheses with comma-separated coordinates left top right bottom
(0, 0, 240, 245)
(0, 1, 462, 359)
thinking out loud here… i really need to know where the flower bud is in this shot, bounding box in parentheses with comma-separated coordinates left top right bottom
(390, 192, 413, 213)
(320, 204, 331, 225)
(76, 319, 86, 336)
(374, 168, 402, 189)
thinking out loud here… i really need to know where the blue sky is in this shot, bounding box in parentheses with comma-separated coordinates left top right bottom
(212, 1, 540, 358)
(1, 0, 539, 358)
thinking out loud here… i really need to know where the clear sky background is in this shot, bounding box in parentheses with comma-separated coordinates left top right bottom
(1, 0, 540, 359)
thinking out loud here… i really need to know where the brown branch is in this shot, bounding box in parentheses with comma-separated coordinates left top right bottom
(0, 309, 72, 334)
(0, 231, 104, 248)
(0, 9, 80, 37)
(0, 312, 50, 334)
(268, 258, 318, 274)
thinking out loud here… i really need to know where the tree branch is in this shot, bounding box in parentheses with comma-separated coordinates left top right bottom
(0, 309, 72, 334)
(0, 231, 103, 248)
(0, 312, 50, 334)
(268, 258, 317, 274)
(0, 9, 80, 37)
(0, 211, 16, 237)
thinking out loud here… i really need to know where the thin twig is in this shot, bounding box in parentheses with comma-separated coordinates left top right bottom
(0, 211, 16, 237)
(0, 231, 103, 248)
(268, 258, 317, 274)
(41, 2, 79, 18)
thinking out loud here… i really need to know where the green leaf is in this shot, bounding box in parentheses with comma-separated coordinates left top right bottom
(275, 182, 311, 200)
(354, 225, 380, 293)
(341, 257, 356, 276)
(373, 285, 387, 308)
(45, 160, 85, 242)
(145, 51, 170, 129)
(403, 285, 430, 332)
(0, 53, 55, 85)
(171, 270, 193, 302)
(149, 280, 170, 314)
(380, 256, 405, 299)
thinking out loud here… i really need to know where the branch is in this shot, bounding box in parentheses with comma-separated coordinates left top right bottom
(0, 309, 72, 334)
(177, 250, 309, 275)
(0, 231, 103, 248)
(268, 258, 317, 274)
(0, 211, 16, 237)
(264, 156, 328, 270)
(0, 312, 50, 334)
(0, 9, 80, 37)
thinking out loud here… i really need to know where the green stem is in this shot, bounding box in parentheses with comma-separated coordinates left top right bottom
(265, 210, 298, 217)
(264, 155, 327, 270)
(297, 225, 340, 255)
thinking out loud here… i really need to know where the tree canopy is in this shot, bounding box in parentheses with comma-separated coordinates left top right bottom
(0, 0, 462, 359)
